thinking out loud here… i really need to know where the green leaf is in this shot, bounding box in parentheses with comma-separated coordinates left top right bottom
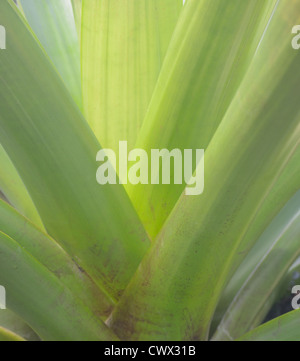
(0, 144, 44, 229)
(229, 145, 300, 276)
(0, 326, 25, 342)
(71, 0, 82, 41)
(127, 0, 278, 238)
(212, 191, 300, 341)
(19, 0, 82, 109)
(81, 0, 182, 152)
(0, 0, 149, 300)
(13, 0, 25, 17)
(0, 198, 114, 319)
(212, 148, 300, 333)
(109, 0, 300, 340)
(279, 257, 300, 295)
(0, 231, 118, 341)
(0, 309, 39, 341)
(239, 310, 300, 341)
(0, 192, 6, 202)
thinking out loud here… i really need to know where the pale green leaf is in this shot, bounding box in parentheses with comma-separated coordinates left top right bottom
(0, 198, 114, 319)
(20, 0, 82, 109)
(0, 231, 118, 341)
(0, 0, 149, 301)
(81, 0, 182, 152)
(212, 148, 300, 332)
(71, 0, 82, 41)
(109, 0, 300, 340)
(0, 144, 44, 229)
(127, 0, 278, 238)
(239, 310, 300, 341)
(229, 146, 300, 275)
(212, 191, 300, 340)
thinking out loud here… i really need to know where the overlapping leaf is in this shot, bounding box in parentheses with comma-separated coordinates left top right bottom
(239, 310, 300, 341)
(212, 148, 300, 332)
(81, 0, 182, 153)
(0, 309, 39, 341)
(127, 0, 278, 237)
(0, 0, 149, 301)
(0, 231, 117, 341)
(0, 0, 299, 342)
(0, 199, 114, 319)
(0, 145, 43, 229)
(19, 0, 82, 109)
(109, 0, 300, 340)
(212, 191, 300, 340)
(0, 326, 25, 341)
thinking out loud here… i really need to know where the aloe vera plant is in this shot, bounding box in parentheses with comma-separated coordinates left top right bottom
(0, 0, 299, 341)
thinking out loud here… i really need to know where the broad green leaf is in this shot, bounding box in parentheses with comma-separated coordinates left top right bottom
(0, 199, 114, 319)
(0, 309, 39, 341)
(19, 0, 82, 109)
(229, 146, 300, 274)
(212, 149, 300, 333)
(0, 191, 7, 202)
(109, 0, 300, 340)
(14, 0, 25, 17)
(0, 0, 149, 300)
(212, 192, 300, 341)
(0, 232, 118, 341)
(127, 0, 278, 238)
(81, 0, 182, 152)
(0, 144, 44, 229)
(71, 0, 82, 41)
(239, 310, 300, 341)
(0, 326, 25, 342)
